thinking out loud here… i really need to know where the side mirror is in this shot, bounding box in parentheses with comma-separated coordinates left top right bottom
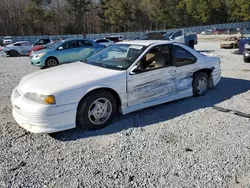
(58, 46, 63, 50)
(130, 65, 142, 75)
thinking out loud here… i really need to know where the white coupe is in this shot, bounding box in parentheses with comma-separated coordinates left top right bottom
(3, 41, 34, 57)
(11, 40, 221, 134)
(94, 38, 114, 47)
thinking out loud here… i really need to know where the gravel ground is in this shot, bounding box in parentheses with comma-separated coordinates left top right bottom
(1, 41, 250, 188)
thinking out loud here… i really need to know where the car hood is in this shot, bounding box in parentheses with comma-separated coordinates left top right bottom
(18, 62, 126, 94)
(31, 45, 44, 51)
(32, 48, 52, 55)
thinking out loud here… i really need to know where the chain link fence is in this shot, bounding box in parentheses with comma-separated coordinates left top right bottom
(1, 21, 250, 43)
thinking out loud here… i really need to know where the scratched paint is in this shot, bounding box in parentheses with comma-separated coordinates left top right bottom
(127, 67, 177, 106)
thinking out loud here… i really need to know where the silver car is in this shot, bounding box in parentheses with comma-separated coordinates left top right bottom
(3, 41, 34, 57)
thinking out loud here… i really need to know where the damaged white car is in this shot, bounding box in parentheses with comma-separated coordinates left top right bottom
(11, 40, 221, 133)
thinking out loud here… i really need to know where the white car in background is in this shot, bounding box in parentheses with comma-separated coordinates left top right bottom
(3, 41, 33, 57)
(94, 38, 114, 47)
(11, 40, 221, 134)
(3, 36, 14, 45)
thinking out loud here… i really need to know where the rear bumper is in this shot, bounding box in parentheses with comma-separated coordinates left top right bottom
(212, 68, 221, 87)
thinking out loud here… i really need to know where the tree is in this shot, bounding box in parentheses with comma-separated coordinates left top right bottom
(66, 0, 91, 34)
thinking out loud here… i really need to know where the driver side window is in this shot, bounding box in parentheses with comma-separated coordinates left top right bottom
(134, 45, 171, 73)
(60, 41, 78, 50)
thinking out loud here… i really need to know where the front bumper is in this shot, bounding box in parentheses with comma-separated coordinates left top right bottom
(30, 55, 47, 67)
(11, 87, 77, 133)
(12, 107, 76, 134)
(30, 57, 43, 67)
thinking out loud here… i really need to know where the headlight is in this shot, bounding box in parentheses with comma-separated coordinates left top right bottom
(24, 93, 56, 105)
(33, 53, 45, 58)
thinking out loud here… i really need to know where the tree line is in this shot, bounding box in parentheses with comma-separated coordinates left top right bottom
(0, 0, 249, 36)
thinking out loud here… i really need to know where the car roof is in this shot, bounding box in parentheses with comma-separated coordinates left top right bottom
(15, 41, 32, 44)
(117, 40, 173, 46)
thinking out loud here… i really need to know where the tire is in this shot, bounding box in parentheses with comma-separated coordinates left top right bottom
(243, 51, 250, 63)
(188, 41, 195, 49)
(9, 50, 19, 57)
(243, 55, 250, 63)
(76, 90, 117, 130)
(45, 57, 58, 68)
(193, 72, 209, 96)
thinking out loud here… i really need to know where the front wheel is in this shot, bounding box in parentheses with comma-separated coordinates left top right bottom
(193, 72, 209, 96)
(77, 90, 117, 130)
(9, 50, 19, 57)
(45, 57, 58, 68)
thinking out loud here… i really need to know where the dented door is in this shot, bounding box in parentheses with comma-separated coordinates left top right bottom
(127, 67, 177, 106)
(175, 65, 195, 94)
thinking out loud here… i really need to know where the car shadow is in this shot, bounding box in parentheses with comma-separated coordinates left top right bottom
(51, 77, 250, 141)
(197, 50, 215, 53)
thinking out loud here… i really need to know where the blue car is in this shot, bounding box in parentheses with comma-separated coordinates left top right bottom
(238, 29, 250, 55)
(30, 39, 105, 68)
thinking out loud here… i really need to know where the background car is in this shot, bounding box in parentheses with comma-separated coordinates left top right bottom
(220, 37, 239, 49)
(3, 41, 33, 57)
(238, 29, 250, 54)
(226, 28, 238, 35)
(30, 39, 105, 68)
(105, 35, 123, 42)
(201, 29, 213, 35)
(28, 39, 62, 56)
(94, 39, 114, 47)
(3, 36, 14, 45)
(34, 38, 51, 45)
(213, 28, 227, 35)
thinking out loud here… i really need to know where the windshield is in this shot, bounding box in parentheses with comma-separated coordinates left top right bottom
(46, 41, 63, 49)
(86, 44, 146, 70)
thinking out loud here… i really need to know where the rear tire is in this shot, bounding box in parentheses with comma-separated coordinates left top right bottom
(45, 57, 58, 68)
(193, 72, 209, 96)
(9, 50, 19, 57)
(76, 90, 117, 130)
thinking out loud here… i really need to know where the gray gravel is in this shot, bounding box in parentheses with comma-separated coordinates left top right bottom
(1, 41, 250, 188)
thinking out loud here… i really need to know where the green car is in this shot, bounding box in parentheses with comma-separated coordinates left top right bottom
(30, 38, 105, 68)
